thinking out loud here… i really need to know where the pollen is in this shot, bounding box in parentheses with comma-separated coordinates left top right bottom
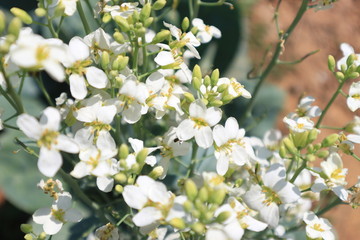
(37, 129, 59, 149)
(51, 208, 65, 222)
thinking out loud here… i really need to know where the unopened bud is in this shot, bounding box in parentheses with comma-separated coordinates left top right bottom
(113, 31, 125, 44)
(328, 55, 336, 72)
(0, 11, 5, 35)
(183, 200, 193, 212)
(132, 10, 139, 23)
(35, 8, 46, 17)
(115, 184, 124, 193)
(347, 54, 357, 68)
(38, 232, 47, 240)
(152, 0, 167, 10)
(10, 8, 32, 24)
(321, 133, 339, 147)
(101, 51, 110, 70)
(209, 100, 223, 107)
(191, 222, 205, 234)
(8, 17, 22, 38)
(192, 64, 202, 79)
(316, 150, 329, 158)
(24, 234, 33, 240)
(184, 92, 195, 102)
(149, 166, 164, 179)
(144, 17, 154, 27)
(292, 131, 309, 149)
(209, 188, 226, 205)
(127, 175, 135, 185)
(151, 30, 170, 44)
(307, 128, 319, 144)
(192, 77, 202, 90)
(140, 3, 151, 22)
(136, 148, 148, 164)
(306, 154, 316, 162)
(348, 72, 360, 79)
(169, 218, 186, 230)
(279, 145, 287, 158)
(119, 144, 129, 159)
(114, 16, 130, 32)
(114, 173, 127, 184)
(211, 69, 220, 86)
(335, 72, 345, 81)
(221, 94, 234, 104)
(283, 137, 297, 154)
(198, 187, 208, 202)
(203, 75, 211, 87)
(185, 179, 198, 201)
(215, 211, 231, 223)
(182, 17, 190, 32)
(217, 83, 228, 93)
(102, 13, 112, 23)
(20, 224, 32, 234)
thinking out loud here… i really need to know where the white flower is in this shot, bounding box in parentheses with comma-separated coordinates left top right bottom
(104, 2, 140, 18)
(92, 223, 120, 240)
(347, 81, 360, 112)
(59, 0, 78, 16)
(283, 116, 314, 133)
(337, 43, 360, 70)
(192, 18, 222, 44)
(288, 96, 322, 119)
(217, 77, 251, 99)
(243, 163, 301, 228)
(213, 117, 256, 175)
(17, 107, 79, 177)
(33, 192, 82, 235)
(177, 100, 222, 148)
(303, 211, 335, 240)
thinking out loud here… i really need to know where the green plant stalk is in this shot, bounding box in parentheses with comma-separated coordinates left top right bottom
(189, 0, 200, 22)
(0, 85, 18, 111)
(289, 158, 307, 183)
(77, 0, 91, 35)
(315, 197, 343, 216)
(240, 0, 309, 124)
(132, 41, 140, 76)
(186, 142, 199, 178)
(350, 152, 360, 162)
(36, 75, 54, 106)
(199, 0, 226, 7)
(141, 36, 148, 75)
(46, 15, 58, 38)
(0, 64, 24, 113)
(315, 78, 347, 128)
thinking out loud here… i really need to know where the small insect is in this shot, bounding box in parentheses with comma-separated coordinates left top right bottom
(173, 137, 183, 144)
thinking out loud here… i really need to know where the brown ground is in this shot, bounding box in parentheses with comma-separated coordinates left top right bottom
(250, 0, 360, 239)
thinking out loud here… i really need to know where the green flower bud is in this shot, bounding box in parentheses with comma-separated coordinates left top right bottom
(192, 64, 202, 79)
(283, 137, 297, 154)
(127, 175, 135, 185)
(131, 163, 140, 173)
(102, 13, 112, 23)
(114, 16, 130, 32)
(321, 133, 339, 147)
(135, 27, 146, 36)
(292, 131, 309, 149)
(203, 75, 211, 87)
(307, 144, 314, 152)
(114, 173, 127, 184)
(217, 83, 228, 93)
(305, 154, 316, 162)
(140, 3, 151, 22)
(183, 200, 194, 212)
(113, 31, 125, 44)
(201, 98, 209, 106)
(279, 145, 287, 158)
(119, 144, 129, 159)
(143, 17, 154, 27)
(335, 72, 345, 81)
(327, 55, 336, 72)
(24, 234, 33, 240)
(8, 17, 22, 38)
(316, 150, 329, 158)
(152, 0, 167, 10)
(118, 56, 130, 71)
(314, 143, 322, 151)
(198, 187, 209, 202)
(169, 218, 186, 230)
(35, 8, 46, 17)
(209, 100, 223, 107)
(0, 11, 5, 35)
(215, 211, 231, 223)
(149, 166, 164, 179)
(209, 188, 227, 205)
(185, 179, 198, 201)
(184, 92, 195, 102)
(221, 94, 234, 104)
(339, 142, 352, 154)
(10, 8, 32, 24)
(136, 148, 148, 164)
(20, 224, 33, 234)
(211, 69, 220, 86)
(307, 129, 319, 144)
(192, 209, 201, 218)
(115, 184, 124, 193)
(347, 54, 357, 68)
(191, 26, 198, 35)
(101, 51, 110, 70)
(182, 17, 190, 32)
(192, 77, 202, 91)
(132, 10, 139, 23)
(191, 222, 205, 234)
(151, 30, 170, 44)
(348, 72, 360, 79)
(38, 232, 47, 240)
(356, 65, 360, 73)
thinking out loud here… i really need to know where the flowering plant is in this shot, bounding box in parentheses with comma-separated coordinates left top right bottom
(0, 0, 359, 239)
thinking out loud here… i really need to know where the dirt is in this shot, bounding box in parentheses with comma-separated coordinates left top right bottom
(249, 0, 360, 239)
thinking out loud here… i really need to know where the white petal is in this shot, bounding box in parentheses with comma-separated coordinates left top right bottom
(69, 74, 87, 100)
(216, 152, 229, 176)
(86, 66, 108, 89)
(225, 117, 240, 139)
(69, 37, 90, 60)
(55, 192, 72, 210)
(123, 103, 143, 124)
(128, 138, 144, 152)
(38, 148, 62, 177)
(17, 114, 42, 140)
(43, 218, 63, 235)
(195, 126, 213, 148)
(177, 119, 195, 141)
(43, 60, 66, 82)
(55, 135, 79, 153)
(213, 125, 228, 146)
(97, 105, 117, 124)
(263, 163, 286, 189)
(132, 207, 162, 227)
(96, 176, 114, 192)
(154, 51, 175, 66)
(123, 185, 147, 209)
(205, 107, 222, 126)
(33, 208, 51, 224)
(64, 209, 82, 222)
(70, 161, 89, 178)
(40, 107, 61, 131)
(189, 100, 206, 118)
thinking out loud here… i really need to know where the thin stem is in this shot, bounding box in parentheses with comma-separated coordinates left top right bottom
(0, 85, 18, 111)
(289, 158, 307, 183)
(199, 0, 226, 7)
(315, 78, 347, 128)
(56, 16, 65, 35)
(0, 64, 24, 113)
(3, 123, 19, 130)
(350, 152, 360, 162)
(141, 36, 148, 74)
(17, 72, 26, 95)
(186, 142, 198, 178)
(319, 125, 344, 130)
(36, 74, 54, 106)
(315, 197, 343, 216)
(77, 0, 91, 35)
(174, 157, 189, 168)
(116, 213, 130, 226)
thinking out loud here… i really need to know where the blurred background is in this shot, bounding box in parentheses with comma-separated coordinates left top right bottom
(0, 0, 359, 239)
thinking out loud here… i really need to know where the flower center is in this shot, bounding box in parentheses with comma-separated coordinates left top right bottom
(51, 208, 65, 222)
(37, 129, 59, 149)
(36, 45, 50, 63)
(312, 223, 325, 232)
(330, 168, 346, 180)
(262, 186, 282, 206)
(352, 94, 360, 100)
(191, 117, 208, 129)
(216, 139, 243, 156)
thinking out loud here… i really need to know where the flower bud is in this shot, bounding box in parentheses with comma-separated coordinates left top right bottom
(347, 54, 357, 68)
(151, 30, 170, 44)
(283, 137, 297, 154)
(185, 179, 198, 201)
(136, 149, 148, 165)
(132, 10, 139, 23)
(8, 17, 22, 38)
(131, 163, 140, 173)
(114, 16, 130, 32)
(316, 150, 329, 158)
(24, 234, 33, 240)
(203, 75, 211, 87)
(221, 94, 234, 104)
(192, 64, 202, 80)
(102, 13, 112, 23)
(101, 51, 110, 70)
(169, 218, 186, 230)
(149, 166, 164, 179)
(183, 92, 195, 102)
(0, 11, 5, 35)
(114, 173, 127, 184)
(38, 232, 47, 240)
(215, 211, 231, 223)
(321, 133, 339, 147)
(35, 8, 46, 17)
(191, 222, 205, 234)
(209, 188, 226, 205)
(348, 72, 360, 79)
(335, 72, 344, 81)
(307, 128, 319, 144)
(143, 17, 154, 27)
(279, 145, 287, 158)
(119, 144, 129, 159)
(182, 17, 190, 32)
(20, 224, 33, 234)
(327, 55, 336, 72)
(211, 69, 220, 86)
(140, 3, 151, 22)
(339, 142, 353, 154)
(115, 184, 124, 193)
(183, 200, 194, 212)
(192, 209, 201, 219)
(10, 8, 32, 24)
(291, 131, 309, 149)
(198, 187, 209, 202)
(209, 100, 223, 107)
(305, 154, 316, 162)
(217, 83, 228, 93)
(152, 0, 167, 10)
(192, 77, 202, 90)
(191, 26, 198, 35)
(127, 175, 135, 185)
(113, 31, 125, 44)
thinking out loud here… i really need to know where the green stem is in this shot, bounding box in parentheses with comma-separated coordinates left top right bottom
(141, 36, 148, 74)
(315, 78, 347, 128)
(77, 0, 91, 35)
(186, 142, 198, 178)
(199, 0, 226, 7)
(319, 125, 344, 130)
(138, 67, 161, 80)
(132, 42, 140, 77)
(3, 123, 19, 130)
(0, 64, 24, 113)
(350, 152, 360, 162)
(36, 75, 54, 106)
(56, 16, 65, 35)
(289, 158, 307, 183)
(315, 197, 343, 216)
(239, 0, 309, 124)
(116, 213, 130, 226)
(0, 85, 18, 111)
